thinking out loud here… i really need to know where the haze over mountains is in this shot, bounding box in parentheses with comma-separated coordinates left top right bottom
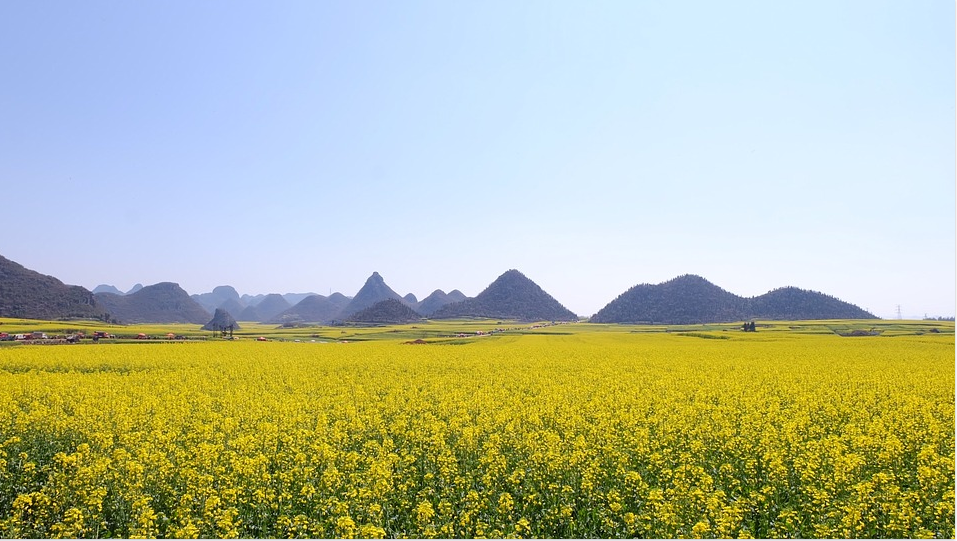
(92, 283, 143, 296)
(243, 294, 293, 323)
(272, 272, 466, 325)
(272, 293, 348, 325)
(1, 253, 879, 325)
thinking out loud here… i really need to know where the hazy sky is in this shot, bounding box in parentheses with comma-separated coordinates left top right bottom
(2, 1, 954, 319)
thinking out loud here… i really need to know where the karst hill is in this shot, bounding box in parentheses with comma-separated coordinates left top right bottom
(415, 289, 466, 317)
(433, 269, 578, 322)
(202, 308, 240, 331)
(95, 282, 210, 324)
(0, 255, 105, 320)
(337, 272, 405, 320)
(272, 293, 348, 325)
(591, 274, 874, 324)
(0, 252, 879, 325)
(347, 298, 423, 324)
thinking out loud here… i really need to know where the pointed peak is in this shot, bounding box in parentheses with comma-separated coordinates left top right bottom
(340, 271, 403, 319)
(433, 269, 576, 321)
(360, 272, 391, 289)
(202, 308, 240, 331)
(491, 269, 532, 285)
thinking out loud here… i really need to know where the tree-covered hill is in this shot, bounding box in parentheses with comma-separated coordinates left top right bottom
(591, 275, 746, 324)
(95, 283, 210, 324)
(415, 289, 466, 317)
(202, 308, 241, 331)
(337, 272, 405, 320)
(0, 255, 106, 320)
(433, 270, 577, 322)
(748, 287, 874, 320)
(347, 298, 423, 324)
(592, 275, 875, 324)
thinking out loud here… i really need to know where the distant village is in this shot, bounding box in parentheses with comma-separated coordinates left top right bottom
(0, 330, 192, 344)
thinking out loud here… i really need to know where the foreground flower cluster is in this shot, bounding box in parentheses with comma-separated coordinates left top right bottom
(0, 329, 953, 538)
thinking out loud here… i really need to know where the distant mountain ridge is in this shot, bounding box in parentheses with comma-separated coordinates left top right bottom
(217, 298, 246, 319)
(92, 284, 124, 295)
(192, 286, 242, 314)
(591, 274, 874, 324)
(241, 292, 319, 308)
(0, 253, 882, 325)
(272, 294, 348, 325)
(95, 283, 210, 324)
(415, 289, 466, 317)
(94, 283, 142, 295)
(166, 277, 469, 324)
(272, 273, 409, 324)
(250, 294, 293, 322)
(188, 287, 320, 323)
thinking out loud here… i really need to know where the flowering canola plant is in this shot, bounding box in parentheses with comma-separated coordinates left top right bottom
(0, 329, 953, 538)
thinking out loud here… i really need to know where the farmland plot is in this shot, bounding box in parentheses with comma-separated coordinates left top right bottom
(0, 328, 953, 538)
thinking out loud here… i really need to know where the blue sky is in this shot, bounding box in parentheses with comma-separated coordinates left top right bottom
(1, 0, 953, 318)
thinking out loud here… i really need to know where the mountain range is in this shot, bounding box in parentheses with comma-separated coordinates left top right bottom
(1, 253, 878, 325)
(272, 273, 467, 325)
(95, 282, 211, 324)
(416, 289, 468, 317)
(272, 293, 349, 325)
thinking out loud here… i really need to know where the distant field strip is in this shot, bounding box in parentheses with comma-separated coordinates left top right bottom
(0, 330, 953, 538)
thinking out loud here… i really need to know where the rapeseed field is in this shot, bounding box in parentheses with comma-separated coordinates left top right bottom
(0, 328, 953, 538)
